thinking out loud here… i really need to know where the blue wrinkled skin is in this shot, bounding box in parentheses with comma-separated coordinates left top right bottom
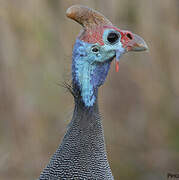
(72, 29, 125, 107)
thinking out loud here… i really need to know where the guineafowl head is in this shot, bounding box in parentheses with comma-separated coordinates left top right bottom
(66, 5, 148, 107)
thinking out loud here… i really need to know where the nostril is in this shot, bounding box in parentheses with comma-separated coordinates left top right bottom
(126, 33, 133, 40)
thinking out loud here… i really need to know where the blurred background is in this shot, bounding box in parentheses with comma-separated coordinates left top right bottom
(0, 0, 179, 179)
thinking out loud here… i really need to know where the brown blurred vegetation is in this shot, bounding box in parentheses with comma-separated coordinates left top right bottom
(0, 0, 179, 179)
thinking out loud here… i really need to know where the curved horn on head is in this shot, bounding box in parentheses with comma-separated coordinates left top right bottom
(66, 5, 112, 29)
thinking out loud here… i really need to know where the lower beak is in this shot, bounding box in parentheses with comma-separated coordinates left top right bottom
(126, 33, 148, 52)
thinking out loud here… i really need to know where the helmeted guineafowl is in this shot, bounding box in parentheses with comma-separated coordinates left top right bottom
(39, 5, 148, 180)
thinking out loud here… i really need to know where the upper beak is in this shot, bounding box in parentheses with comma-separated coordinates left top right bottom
(126, 33, 148, 52)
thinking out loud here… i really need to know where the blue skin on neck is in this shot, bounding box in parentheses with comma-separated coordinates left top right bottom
(72, 29, 125, 107)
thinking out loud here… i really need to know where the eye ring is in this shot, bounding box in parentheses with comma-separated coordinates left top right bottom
(107, 31, 120, 44)
(91, 45, 100, 53)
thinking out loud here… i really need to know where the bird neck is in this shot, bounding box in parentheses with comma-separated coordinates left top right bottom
(39, 93, 113, 179)
(71, 91, 100, 128)
(69, 85, 103, 143)
(64, 93, 113, 175)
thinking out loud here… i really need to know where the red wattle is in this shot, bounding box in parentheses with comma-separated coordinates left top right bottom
(115, 61, 119, 72)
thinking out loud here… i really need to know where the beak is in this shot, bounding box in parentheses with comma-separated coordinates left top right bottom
(115, 33, 148, 72)
(126, 33, 148, 52)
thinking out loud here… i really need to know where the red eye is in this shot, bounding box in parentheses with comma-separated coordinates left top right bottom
(126, 33, 133, 40)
